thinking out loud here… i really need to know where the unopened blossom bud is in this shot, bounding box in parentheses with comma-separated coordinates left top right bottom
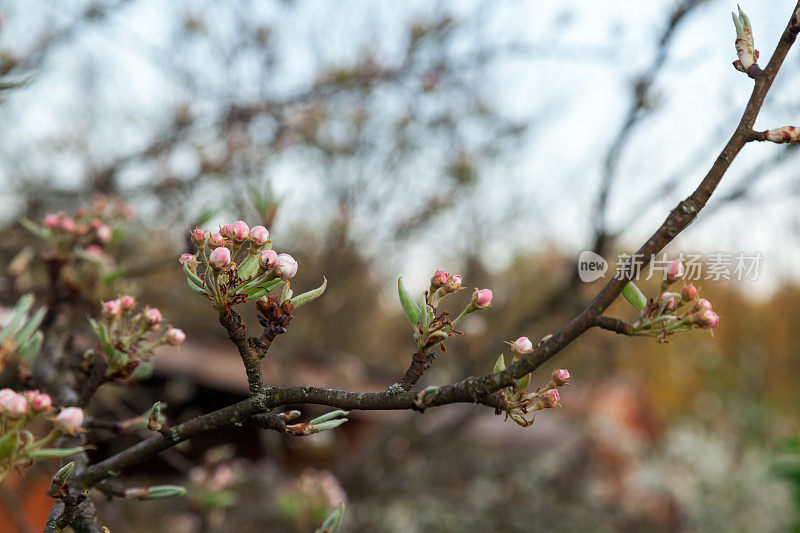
(165, 328, 186, 345)
(25, 391, 52, 412)
(230, 221, 250, 241)
(209, 246, 232, 269)
(431, 270, 448, 289)
(143, 307, 162, 325)
(275, 253, 298, 279)
(55, 407, 84, 434)
(695, 309, 720, 329)
(447, 274, 463, 291)
(692, 298, 712, 312)
(664, 260, 685, 283)
(220, 224, 233, 237)
(510, 336, 533, 355)
(95, 224, 113, 244)
(539, 388, 560, 408)
(60, 217, 76, 233)
(472, 288, 493, 310)
(76, 207, 88, 218)
(551, 368, 571, 386)
(91, 218, 104, 230)
(179, 253, 198, 271)
(249, 225, 270, 246)
(259, 249, 279, 270)
(765, 126, 800, 144)
(5, 393, 27, 418)
(101, 299, 121, 317)
(85, 244, 105, 259)
(681, 284, 698, 302)
(191, 228, 206, 244)
(43, 214, 60, 229)
(118, 295, 136, 311)
(75, 223, 88, 236)
(209, 233, 225, 248)
(0, 389, 16, 405)
(659, 292, 679, 312)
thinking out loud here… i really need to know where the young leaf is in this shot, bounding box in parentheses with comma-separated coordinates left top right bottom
(621, 282, 647, 311)
(291, 277, 327, 309)
(315, 503, 345, 533)
(493, 354, 506, 373)
(27, 446, 87, 459)
(397, 277, 421, 326)
(0, 430, 19, 459)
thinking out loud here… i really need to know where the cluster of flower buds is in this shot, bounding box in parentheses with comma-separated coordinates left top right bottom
(22, 195, 131, 258)
(623, 260, 720, 343)
(398, 270, 493, 351)
(0, 390, 87, 481)
(731, 5, 760, 76)
(86, 295, 185, 379)
(492, 345, 572, 428)
(19, 196, 134, 299)
(180, 221, 325, 313)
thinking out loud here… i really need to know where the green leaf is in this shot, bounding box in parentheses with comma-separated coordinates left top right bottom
(291, 277, 327, 309)
(14, 307, 46, 346)
(27, 446, 87, 459)
(18, 331, 43, 363)
(126, 485, 187, 500)
(19, 218, 49, 241)
(397, 277, 421, 326)
(621, 282, 647, 311)
(419, 293, 430, 333)
(309, 410, 349, 425)
(315, 503, 345, 533)
(493, 354, 506, 373)
(0, 294, 34, 342)
(187, 277, 210, 296)
(52, 462, 75, 485)
(237, 255, 260, 280)
(0, 430, 20, 459)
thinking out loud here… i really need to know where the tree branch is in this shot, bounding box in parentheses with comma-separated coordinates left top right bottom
(77, 0, 800, 492)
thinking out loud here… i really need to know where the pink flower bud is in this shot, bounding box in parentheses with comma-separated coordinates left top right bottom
(76, 207, 88, 218)
(179, 253, 193, 264)
(60, 217, 76, 233)
(692, 298, 712, 312)
(275, 253, 298, 279)
(220, 224, 233, 237)
(551, 368, 571, 386)
(55, 407, 85, 434)
(249, 225, 270, 246)
(165, 328, 186, 345)
(540, 388, 560, 408)
(431, 270, 449, 289)
(119, 295, 136, 311)
(90, 218, 104, 230)
(696, 309, 720, 329)
(664, 260, 685, 282)
(209, 246, 232, 269)
(44, 214, 60, 229)
(231, 221, 250, 241)
(511, 336, 533, 355)
(472, 288, 493, 310)
(101, 299, 121, 317)
(191, 228, 206, 244)
(0, 388, 16, 405)
(5, 393, 27, 418)
(85, 244, 105, 260)
(659, 292, 679, 312)
(259, 249, 279, 270)
(143, 307, 162, 325)
(209, 233, 226, 248)
(95, 224, 112, 244)
(75, 223, 88, 236)
(448, 275, 463, 290)
(25, 390, 52, 412)
(681, 284, 698, 302)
